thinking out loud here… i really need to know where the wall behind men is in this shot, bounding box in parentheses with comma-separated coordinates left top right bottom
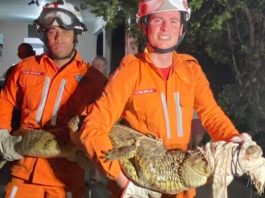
(0, 21, 26, 77)
(0, 20, 98, 78)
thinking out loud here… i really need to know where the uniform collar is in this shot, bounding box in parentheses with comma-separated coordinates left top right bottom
(143, 47, 153, 64)
(143, 47, 180, 68)
(172, 52, 193, 84)
(41, 51, 83, 63)
(143, 47, 193, 84)
(41, 50, 84, 67)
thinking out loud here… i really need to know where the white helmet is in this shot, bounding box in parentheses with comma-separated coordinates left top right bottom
(137, 0, 191, 22)
(34, 0, 87, 34)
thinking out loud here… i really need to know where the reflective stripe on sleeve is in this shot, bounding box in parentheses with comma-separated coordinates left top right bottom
(51, 79, 67, 126)
(10, 186, 18, 198)
(36, 76, 51, 123)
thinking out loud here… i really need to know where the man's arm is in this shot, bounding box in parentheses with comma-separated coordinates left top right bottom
(80, 56, 139, 180)
(192, 61, 239, 141)
(0, 65, 23, 160)
(0, 64, 21, 130)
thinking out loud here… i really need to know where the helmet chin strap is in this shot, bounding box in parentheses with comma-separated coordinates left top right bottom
(49, 47, 76, 60)
(148, 33, 186, 54)
(151, 45, 176, 54)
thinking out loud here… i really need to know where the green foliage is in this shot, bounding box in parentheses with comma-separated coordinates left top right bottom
(185, 0, 265, 145)
(84, 0, 144, 48)
(84, 0, 138, 30)
(189, 0, 203, 11)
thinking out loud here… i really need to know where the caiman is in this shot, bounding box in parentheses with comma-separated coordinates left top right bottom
(67, 116, 211, 194)
(14, 129, 76, 158)
(67, 116, 265, 197)
(10, 116, 263, 197)
(0, 127, 88, 169)
(103, 125, 265, 197)
(104, 124, 212, 194)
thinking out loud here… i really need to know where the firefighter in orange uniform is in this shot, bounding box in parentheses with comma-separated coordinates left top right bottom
(0, 0, 106, 197)
(79, 0, 245, 197)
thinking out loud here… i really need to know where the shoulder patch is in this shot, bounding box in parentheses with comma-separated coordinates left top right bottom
(75, 75, 84, 82)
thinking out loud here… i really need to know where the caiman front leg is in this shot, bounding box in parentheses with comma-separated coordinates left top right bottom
(104, 135, 149, 162)
(103, 144, 137, 162)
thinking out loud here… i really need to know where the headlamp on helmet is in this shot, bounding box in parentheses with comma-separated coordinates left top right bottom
(34, 0, 87, 34)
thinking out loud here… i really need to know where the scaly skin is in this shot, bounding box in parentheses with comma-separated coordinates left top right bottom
(0, 123, 86, 170)
(104, 125, 211, 194)
(9, 129, 79, 159)
(14, 130, 62, 157)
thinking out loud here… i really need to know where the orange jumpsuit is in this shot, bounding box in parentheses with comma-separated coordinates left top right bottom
(0, 52, 106, 198)
(80, 49, 239, 198)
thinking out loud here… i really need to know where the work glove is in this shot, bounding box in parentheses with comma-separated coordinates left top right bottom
(122, 180, 162, 198)
(230, 133, 252, 144)
(0, 129, 23, 161)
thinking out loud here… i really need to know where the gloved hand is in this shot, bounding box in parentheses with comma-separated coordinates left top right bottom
(230, 133, 252, 143)
(122, 180, 162, 198)
(0, 129, 23, 161)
